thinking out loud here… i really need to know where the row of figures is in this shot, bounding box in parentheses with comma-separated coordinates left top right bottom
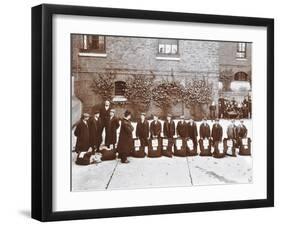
(74, 107, 251, 165)
(130, 135, 251, 159)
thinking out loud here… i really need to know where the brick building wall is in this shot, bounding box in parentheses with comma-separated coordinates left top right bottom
(219, 42, 252, 102)
(71, 35, 220, 121)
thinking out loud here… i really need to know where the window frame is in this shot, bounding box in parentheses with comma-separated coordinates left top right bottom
(80, 35, 106, 53)
(157, 39, 180, 56)
(236, 42, 247, 59)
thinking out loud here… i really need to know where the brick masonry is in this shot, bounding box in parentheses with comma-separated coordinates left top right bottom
(71, 35, 251, 122)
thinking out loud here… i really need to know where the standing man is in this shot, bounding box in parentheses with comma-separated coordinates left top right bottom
(211, 118, 223, 144)
(99, 100, 111, 143)
(176, 115, 188, 138)
(209, 101, 216, 121)
(105, 109, 120, 149)
(74, 113, 90, 153)
(199, 117, 211, 139)
(227, 119, 237, 139)
(88, 111, 102, 152)
(117, 110, 134, 163)
(136, 112, 149, 147)
(187, 118, 198, 147)
(218, 97, 225, 119)
(248, 96, 252, 118)
(150, 115, 161, 138)
(236, 119, 248, 147)
(163, 114, 175, 138)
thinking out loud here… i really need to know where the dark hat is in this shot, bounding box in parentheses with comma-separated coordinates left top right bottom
(94, 111, 100, 115)
(124, 110, 131, 117)
(140, 112, 146, 116)
(82, 113, 90, 117)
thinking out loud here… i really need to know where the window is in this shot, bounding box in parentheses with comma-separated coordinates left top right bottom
(234, 72, 248, 81)
(114, 81, 126, 96)
(81, 35, 105, 53)
(236, 42, 247, 58)
(158, 39, 179, 55)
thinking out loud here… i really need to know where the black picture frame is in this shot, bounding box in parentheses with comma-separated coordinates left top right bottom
(31, 4, 274, 222)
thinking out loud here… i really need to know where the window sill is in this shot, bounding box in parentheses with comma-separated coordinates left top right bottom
(112, 96, 127, 102)
(78, 52, 107, 57)
(235, 58, 248, 61)
(156, 56, 180, 61)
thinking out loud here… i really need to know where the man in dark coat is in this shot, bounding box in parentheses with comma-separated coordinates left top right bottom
(236, 119, 247, 138)
(163, 114, 175, 138)
(211, 118, 223, 144)
(248, 96, 252, 118)
(176, 115, 188, 138)
(236, 119, 248, 147)
(105, 109, 120, 148)
(136, 112, 149, 147)
(150, 115, 161, 138)
(99, 100, 111, 142)
(209, 101, 216, 121)
(187, 118, 198, 146)
(227, 119, 236, 139)
(88, 111, 102, 152)
(74, 113, 90, 153)
(199, 117, 211, 139)
(117, 110, 134, 163)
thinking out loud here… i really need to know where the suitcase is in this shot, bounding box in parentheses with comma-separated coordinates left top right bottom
(173, 138, 187, 157)
(147, 138, 162, 157)
(199, 138, 212, 156)
(213, 141, 225, 158)
(238, 138, 251, 156)
(186, 138, 198, 156)
(161, 138, 173, 158)
(132, 138, 146, 158)
(224, 138, 236, 157)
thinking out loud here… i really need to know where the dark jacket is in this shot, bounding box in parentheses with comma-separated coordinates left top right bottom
(163, 120, 175, 138)
(105, 116, 120, 145)
(74, 120, 90, 152)
(236, 124, 247, 138)
(88, 117, 102, 148)
(199, 122, 211, 139)
(227, 124, 236, 139)
(211, 123, 223, 142)
(187, 122, 198, 141)
(117, 118, 134, 155)
(150, 120, 161, 138)
(176, 121, 188, 138)
(136, 120, 149, 139)
(99, 106, 111, 127)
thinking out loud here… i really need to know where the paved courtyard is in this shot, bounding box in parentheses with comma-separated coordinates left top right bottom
(71, 119, 252, 191)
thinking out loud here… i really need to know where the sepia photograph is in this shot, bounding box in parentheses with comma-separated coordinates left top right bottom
(71, 34, 252, 191)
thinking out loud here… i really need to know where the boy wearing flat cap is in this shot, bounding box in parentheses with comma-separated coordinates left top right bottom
(88, 111, 102, 152)
(74, 113, 90, 153)
(105, 109, 120, 149)
(136, 112, 149, 147)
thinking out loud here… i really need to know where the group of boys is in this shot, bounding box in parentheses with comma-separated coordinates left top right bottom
(74, 100, 250, 165)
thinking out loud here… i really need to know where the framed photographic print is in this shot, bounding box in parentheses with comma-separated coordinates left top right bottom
(32, 4, 274, 221)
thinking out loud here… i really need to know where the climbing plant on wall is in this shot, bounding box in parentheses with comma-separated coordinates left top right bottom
(90, 71, 116, 101)
(183, 79, 213, 119)
(124, 75, 153, 112)
(184, 79, 213, 106)
(152, 80, 184, 114)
